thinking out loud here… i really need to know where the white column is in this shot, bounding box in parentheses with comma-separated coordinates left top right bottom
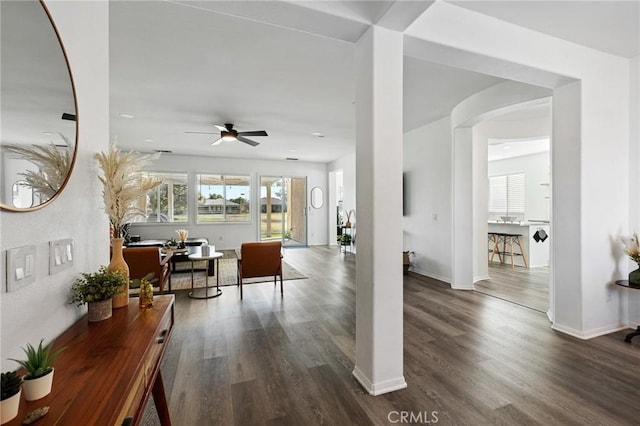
(353, 26, 407, 396)
(452, 127, 474, 290)
(550, 82, 582, 332)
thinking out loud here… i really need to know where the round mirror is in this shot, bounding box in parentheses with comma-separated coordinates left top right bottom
(0, 0, 78, 212)
(310, 187, 323, 209)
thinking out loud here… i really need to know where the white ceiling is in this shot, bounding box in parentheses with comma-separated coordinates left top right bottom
(448, 0, 640, 58)
(488, 138, 550, 162)
(108, 0, 640, 163)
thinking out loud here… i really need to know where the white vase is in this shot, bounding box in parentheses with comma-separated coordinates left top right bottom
(0, 388, 21, 424)
(22, 368, 54, 401)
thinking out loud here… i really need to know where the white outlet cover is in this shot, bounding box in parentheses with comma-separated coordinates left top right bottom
(50, 239, 74, 275)
(6, 245, 37, 292)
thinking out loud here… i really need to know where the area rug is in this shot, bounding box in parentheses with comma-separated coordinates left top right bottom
(169, 250, 307, 291)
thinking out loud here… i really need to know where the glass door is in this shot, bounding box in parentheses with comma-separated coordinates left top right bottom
(260, 176, 307, 247)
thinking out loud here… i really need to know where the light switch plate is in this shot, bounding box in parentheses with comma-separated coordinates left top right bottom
(50, 239, 74, 275)
(6, 245, 37, 292)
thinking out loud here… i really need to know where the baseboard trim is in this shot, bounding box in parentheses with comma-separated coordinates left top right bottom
(473, 275, 490, 284)
(551, 321, 629, 340)
(352, 367, 407, 396)
(408, 268, 450, 284)
(451, 284, 475, 290)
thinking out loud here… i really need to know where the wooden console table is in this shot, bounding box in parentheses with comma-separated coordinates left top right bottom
(7, 295, 175, 425)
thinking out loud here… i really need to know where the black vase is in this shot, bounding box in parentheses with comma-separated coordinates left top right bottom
(629, 266, 640, 285)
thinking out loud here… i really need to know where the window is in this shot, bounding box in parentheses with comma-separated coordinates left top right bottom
(142, 172, 188, 223)
(489, 173, 525, 215)
(197, 174, 251, 223)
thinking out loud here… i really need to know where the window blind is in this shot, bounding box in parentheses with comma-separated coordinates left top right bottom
(489, 173, 525, 215)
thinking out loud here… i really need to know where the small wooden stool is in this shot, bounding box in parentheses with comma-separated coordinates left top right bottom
(497, 233, 528, 269)
(488, 232, 502, 264)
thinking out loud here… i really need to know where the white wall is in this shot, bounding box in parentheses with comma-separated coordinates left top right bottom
(128, 154, 328, 249)
(629, 55, 640, 326)
(407, 1, 631, 337)
(403, 117, 452, 282)
(328, 152, 356, 246)
(488, 152, 551, 221)
(328, 152, 356, 225)
(0, 1, 110, 370)
(472, 123, 489, 281)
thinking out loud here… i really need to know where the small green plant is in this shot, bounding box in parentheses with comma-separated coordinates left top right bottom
(9, 339, 65, 380)
(1, 371, 22, 400)
(166, 237, 178, 247)
(339, 234, 352, 245)
(71, 266, 126, 306)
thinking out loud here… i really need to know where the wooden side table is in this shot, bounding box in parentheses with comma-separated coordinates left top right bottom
(615, 279, 640, 343)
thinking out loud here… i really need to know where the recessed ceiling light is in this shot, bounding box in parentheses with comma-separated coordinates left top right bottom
(312, 132, 324, 137)
(144, 138, 153, 143)
(503, 146, 511, 150)
(154, 149, 172, 153)
(119, 113, 134, 119)
(289, 149, 297, 153)
(42, 131, 54, 136)
(286, 157, 299, 161)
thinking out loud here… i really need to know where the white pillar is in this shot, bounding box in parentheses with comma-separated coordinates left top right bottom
(353, 26, 407, 396)
(452, 127, 474, 290)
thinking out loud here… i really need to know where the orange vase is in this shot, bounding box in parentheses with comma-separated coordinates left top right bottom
(108, 238, 130, 308)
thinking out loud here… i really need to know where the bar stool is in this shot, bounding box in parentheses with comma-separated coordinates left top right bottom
(498, 233, 528, 269)
(488, 232, 502, 264)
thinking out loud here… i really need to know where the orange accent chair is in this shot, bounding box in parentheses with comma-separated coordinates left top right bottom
(236, 241, 283, 299)
(123, 247, 170, 294)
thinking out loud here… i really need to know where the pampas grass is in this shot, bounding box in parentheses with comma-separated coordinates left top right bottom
(2, 134, 74, 201)
(95, 143, 161, 238)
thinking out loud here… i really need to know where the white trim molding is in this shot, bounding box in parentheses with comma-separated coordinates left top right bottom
(352, 367, 407, 396)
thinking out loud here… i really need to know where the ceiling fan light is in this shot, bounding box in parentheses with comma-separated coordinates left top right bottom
(221, 131, 237, 141)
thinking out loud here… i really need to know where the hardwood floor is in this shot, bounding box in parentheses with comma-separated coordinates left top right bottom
(147, 246, 639, 425)
(475, 263, 550, 312)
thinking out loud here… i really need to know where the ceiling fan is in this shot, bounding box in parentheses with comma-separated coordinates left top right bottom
(185, 123, 268, 147)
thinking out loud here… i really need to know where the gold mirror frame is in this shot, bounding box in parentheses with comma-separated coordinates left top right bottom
(0, 0, 78, 212)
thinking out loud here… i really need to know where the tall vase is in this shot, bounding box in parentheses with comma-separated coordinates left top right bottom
(629, 265, 640, 286)
(108, 237, 130, 308)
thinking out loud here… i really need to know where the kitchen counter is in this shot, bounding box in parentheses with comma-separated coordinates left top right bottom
(488, 221, 550, 267)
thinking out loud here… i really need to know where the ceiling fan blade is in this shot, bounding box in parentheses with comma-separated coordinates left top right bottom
(238, 130, 268, 137)
(185, 131, 216, 134)
(214, 124, 227, 132)
(211, 138, 223, 146)
(237, 135, 260, 147)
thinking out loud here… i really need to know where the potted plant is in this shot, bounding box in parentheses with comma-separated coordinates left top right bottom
(166, 237, 178, 250)
(1, 371, 22, 424)
(339, 234, 352, 245)
(9, 339, 64, 401)
(71, 266, 127, 321)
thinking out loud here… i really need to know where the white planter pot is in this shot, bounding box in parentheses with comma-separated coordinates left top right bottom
(0, 388, 21, 424)
(22, 368, 54, 401)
